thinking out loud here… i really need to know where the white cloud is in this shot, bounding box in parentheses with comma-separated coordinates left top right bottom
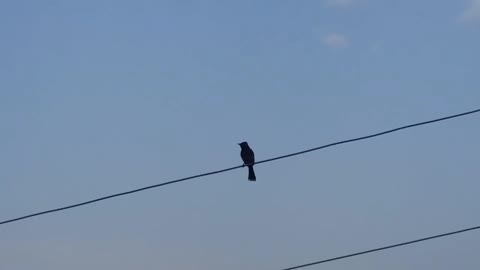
(459, 0, 480, 22)
(325, 0, 355, 8)
(323, 34, 349, 48)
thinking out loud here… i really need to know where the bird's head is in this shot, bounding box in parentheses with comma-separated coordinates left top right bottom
(238, 141, 249, 148)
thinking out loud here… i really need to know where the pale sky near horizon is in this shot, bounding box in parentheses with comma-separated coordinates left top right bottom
(1, 1, 480, 269)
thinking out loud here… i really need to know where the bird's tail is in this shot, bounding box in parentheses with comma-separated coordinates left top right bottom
(248, 166, 256, 181)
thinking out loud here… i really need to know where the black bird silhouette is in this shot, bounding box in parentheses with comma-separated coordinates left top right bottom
(239, 141, 256, 181)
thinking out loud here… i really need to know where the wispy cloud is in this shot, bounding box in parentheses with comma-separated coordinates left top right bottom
(325, 0, 355, 8)
(323, 34, 349, 48)
(459, 0, 480, 22)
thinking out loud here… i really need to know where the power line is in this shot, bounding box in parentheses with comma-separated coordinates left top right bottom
(257, 108, 480, 165)
(1, 108, 479, 225)
(0, 165, 244, 225)
(281, 225, 480, 270)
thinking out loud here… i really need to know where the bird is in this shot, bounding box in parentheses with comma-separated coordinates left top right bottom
(239, 141, 256, 181)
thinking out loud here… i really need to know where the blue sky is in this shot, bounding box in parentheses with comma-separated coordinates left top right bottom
(1, 1, 480, 269)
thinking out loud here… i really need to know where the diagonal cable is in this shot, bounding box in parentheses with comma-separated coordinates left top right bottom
(1, 108, 479, 225)
(281, 225, 480, 270)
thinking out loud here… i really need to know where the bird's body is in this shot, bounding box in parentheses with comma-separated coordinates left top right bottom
(239, 142, 256, 181)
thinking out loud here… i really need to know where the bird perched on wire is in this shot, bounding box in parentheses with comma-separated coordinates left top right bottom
(239, 141, 256, 181)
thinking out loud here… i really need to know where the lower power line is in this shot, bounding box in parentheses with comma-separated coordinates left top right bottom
(282, 225, 480, 270)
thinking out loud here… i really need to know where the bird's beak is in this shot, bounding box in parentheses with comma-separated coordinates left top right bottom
(237, 143, 241, 145)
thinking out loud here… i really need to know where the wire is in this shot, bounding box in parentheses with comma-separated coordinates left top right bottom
(0, 165, 243, 225)
(257, 108, 480, 165)
(1, 108, 479, 225)
(281, 225, 480, 270)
